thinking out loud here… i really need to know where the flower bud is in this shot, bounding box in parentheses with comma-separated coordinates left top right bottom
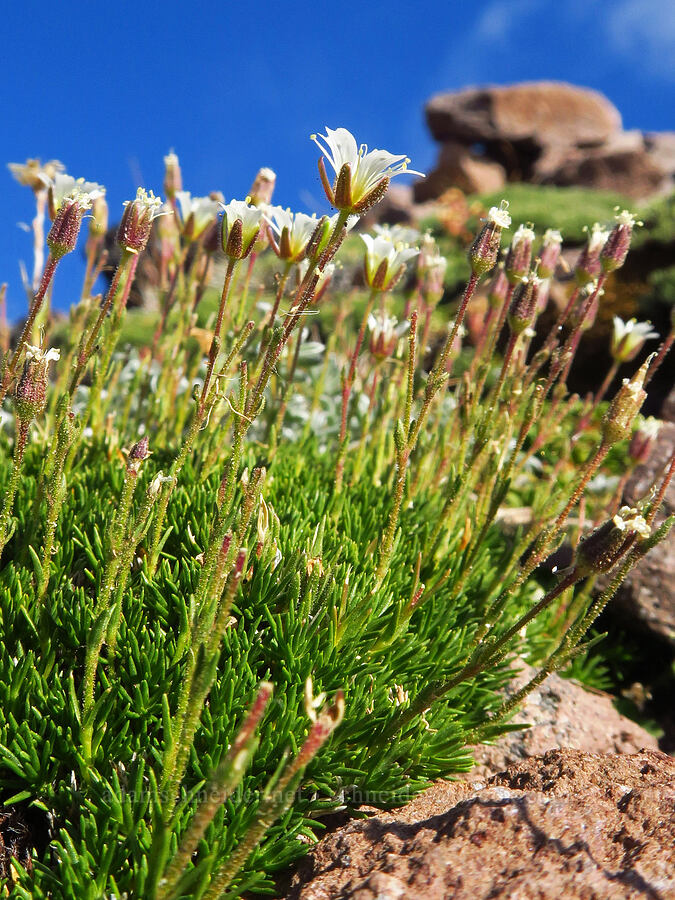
(575, 224, 609, 285)
(248, 167, 276, 207)
(601, 210, 642, 274)
(118, 188, 164, 253)
(487, 266, 509, 310)
(220, 199, 264, 260)
(508, 275, 541, 335)
(602, 355, 652, 445)
(126, 435, 150, 474)
(575, 506, 650, 575)
(89, 195, 108, 238)
(504, 224, 534, 285)
(469, 202, 511, 277)
(537, 229, 562, 279)
(628, 417, 661, 464)
(14, 345, 60, 423)
(47, 198, 88, 259)
(163, 151, 182, 200)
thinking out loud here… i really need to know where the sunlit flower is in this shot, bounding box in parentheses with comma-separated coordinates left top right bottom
(469, 200, 510, 277)
(361, 234, 419, 291)
(49, 173, 106, 215)
(602, 209, 643, 273)
(24, 344, 60, 364)
(8, 158, 65, 192)
(372, 223, 421, 245)
(248, 167, 276, 207)
(611, 317, 659, 363)
(312, 126, 423, 214)
(266, 207, 323, 262)
(486, 202, 512, 229)
(613, 506, 650, 539)
(220, 199, 265, 260)
(163, 151, 182, 199)
(175, 191, 220, 240)
(368, 311, 409, 361)
(538, 229, 563, 279)
(118, 188, 165, 253)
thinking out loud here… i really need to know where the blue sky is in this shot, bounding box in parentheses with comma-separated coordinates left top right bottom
(3, 0, 674, 318)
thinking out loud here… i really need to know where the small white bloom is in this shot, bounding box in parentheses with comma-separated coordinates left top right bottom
(175, 191, 220, 236)
(50, 173, 106, 212)
(584, 222, 610, 253)
(221, 199, 264, 251)
(611, 317, 659, 363)
(542, 228, 563, 246)
(512, 223, 535, 246)
(123, 187, 165, 220)
(361, 233, 419, 290)
(372, 223, 421, 245)
(9, 158, 65, 191)
(148, 472, 174, 499)
(266, 207, 321, 260)
(24, 343, 60, 364)
(614, 208, 643, 228)
(311, 126, 423, 208)
(613, 506, 651, 539)
(636, 416, 662, 440)
(486, 200, 511, 229)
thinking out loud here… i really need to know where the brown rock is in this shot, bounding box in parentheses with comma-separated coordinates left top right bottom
(414, 141, 506, 202)
(289, 750, 675, 900)
(536, 131, 666, 199)
(644, 132, 675, 183)
(467, 662, 658, 780)
(425, 82, 622, 148)
(609, 422, 675, 645)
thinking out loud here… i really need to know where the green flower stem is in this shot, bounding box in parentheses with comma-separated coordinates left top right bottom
(155, 683, 273, 900)
(202, 698, 343, 900)
(334, 288, 378, 492)
(406, 272, 479, 457)
(80, 462, 139, 758)
(0, 420, 30, 555)
(266, 262, 292, 330)
(199, 258, 237, 416)
(380, 568, 580, 744)
(69, 249, 137, 396)
(0, 255, 59, 405)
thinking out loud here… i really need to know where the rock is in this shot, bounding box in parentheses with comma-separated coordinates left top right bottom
(289, 750, 675, 899)
(359, 185, 415, 229)
(644, 132, 675, 188)
(467, 662, 658, 780)
(535, 131, 667, 199)
(414, 141, 506, 202)
(425, 82, 621, 148)
(609, 422, 675, 645)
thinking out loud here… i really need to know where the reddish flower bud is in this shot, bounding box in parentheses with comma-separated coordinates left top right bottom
(469, 202, 511, 277)
(601, 210, 641, 273)
(504, 224, 534, 285)
(118, 189, 164, 253)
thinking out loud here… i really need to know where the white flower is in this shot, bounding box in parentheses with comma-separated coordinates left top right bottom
(635, 416, 662, 440)
(611, 317, 659, 363)
(266, 207, 321, 261)
(148, 472, 174, 499)
(50, 172, 105, 212)
(123, 187, 164, 220)
(368, 310, 409, 360)
(613, 506, 651, 539)
(9, 158, 65, 191)
(512, 223, 535, 247)
(312, 126, 423, 212)
(175, 191, 220, 238)
(361, 234, 419, 291)
(221, 199, 265, 258)
(542, 228, 563, 246)
(486, 200, 511, 229)
(584, 222, 610, 254)
(372, 223, 421, 245)
(614, 208, 643, 228)
(24, 344, 60, 364)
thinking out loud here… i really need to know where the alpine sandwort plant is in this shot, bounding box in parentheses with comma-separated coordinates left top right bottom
(0, 129, 673, 898)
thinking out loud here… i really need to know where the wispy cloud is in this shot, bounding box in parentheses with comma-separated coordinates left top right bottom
(606, 0, 675, 80)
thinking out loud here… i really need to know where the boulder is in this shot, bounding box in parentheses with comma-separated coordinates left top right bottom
(609, 422, 675, 646)
(425, 82, 622, 148)
(289, 750, 675, 900)
(414, 141, 506, 202)
(535, 131, 667, 199)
